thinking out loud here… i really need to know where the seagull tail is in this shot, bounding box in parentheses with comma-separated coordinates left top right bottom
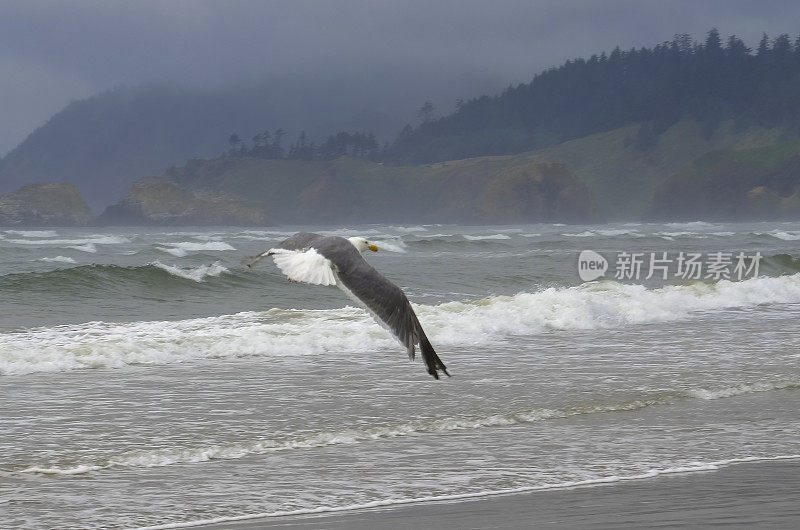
(417, 327, 450, 380)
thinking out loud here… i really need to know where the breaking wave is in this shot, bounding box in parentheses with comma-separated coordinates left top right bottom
(4, 230, 58, 237)
(3, 273, 800, 376)
(38, 256, 76, 264)
(149, 261, 229, 282)
(0, 261, 234, 294)
(766, 230, 800, 241)
(4, 235, 129, 246)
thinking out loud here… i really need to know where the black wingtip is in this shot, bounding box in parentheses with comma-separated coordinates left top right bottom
(419, 335, 449, 380)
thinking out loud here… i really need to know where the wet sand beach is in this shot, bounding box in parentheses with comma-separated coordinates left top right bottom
(198, 459, 800, 529)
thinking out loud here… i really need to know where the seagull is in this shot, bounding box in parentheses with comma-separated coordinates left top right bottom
(245, 232, 449, 379)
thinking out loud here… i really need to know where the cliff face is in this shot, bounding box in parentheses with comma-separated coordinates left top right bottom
(647, 142, 800, 221)
(178, 155, 601, 224)
(0, 183, 92, 226)
(97, 177, 268, 225)
(477, 163, 598, 223)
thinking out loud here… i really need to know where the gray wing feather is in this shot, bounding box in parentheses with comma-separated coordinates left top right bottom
(243, 232, 325, 268)
(313, 236, 449, 379)
(275, 232, 326, 251)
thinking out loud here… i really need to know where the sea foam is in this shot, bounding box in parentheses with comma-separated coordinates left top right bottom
(3, 274, 800, 377)
(38, 256, 76, 263)
(121, 455, 800, 529)
(156, 241, 235, 256)
(5, 235, 129, 246)
(4, 230, 58, 237)
(150, 261, 228, 282)
(16, 399, 664, 476)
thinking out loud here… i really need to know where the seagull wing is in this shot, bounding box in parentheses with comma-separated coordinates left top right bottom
(252, 233, 449, 379)
(309, 237, 449, 379)
(268, 247, 337, 286)
(243, 232, 325, 268)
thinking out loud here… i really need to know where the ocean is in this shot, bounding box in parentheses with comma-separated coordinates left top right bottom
(1, 222, 799, 528)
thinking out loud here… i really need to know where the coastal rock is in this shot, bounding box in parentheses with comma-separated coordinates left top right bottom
(0, 182, 92, 226)
(98, 177, 268, 225)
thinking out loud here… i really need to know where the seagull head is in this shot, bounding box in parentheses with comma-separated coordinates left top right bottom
(348, 236, 379, 253)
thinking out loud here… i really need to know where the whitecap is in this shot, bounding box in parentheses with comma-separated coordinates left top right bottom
(150, 260, 228, 282)
(167, 241, 235, 252)
(595, 229, 643, 237)
(4, 274, 800, 377)
(664, 221, 719, 229)
(67, 243, 97, 253)
(372, 240, 407, 253)
(767, 230, 800, 241)
(462, 234, 511, 240)
(157, 246, 188, 257)
(6, 235, 128, 246)
(387, 226, 427, 233)
(5, 230, 58, 237)
(38, 256, 76, 263)
(562, 231, 595, 237)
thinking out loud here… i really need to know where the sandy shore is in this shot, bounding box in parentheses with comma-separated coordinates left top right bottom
(191, 459, 800, 529)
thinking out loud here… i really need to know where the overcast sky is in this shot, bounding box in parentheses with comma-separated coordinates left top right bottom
(2, 0, 799, 155)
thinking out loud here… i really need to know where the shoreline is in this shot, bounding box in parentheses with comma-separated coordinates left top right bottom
(145, 456, 800, 529)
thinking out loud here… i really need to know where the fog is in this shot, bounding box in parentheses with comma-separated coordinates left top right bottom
(2, 0, 799, 155)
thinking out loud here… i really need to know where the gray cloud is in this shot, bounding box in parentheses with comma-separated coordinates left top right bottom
(2, 0, 799, 154)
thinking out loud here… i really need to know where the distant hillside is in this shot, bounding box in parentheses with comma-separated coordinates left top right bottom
(648, 141, 800, 220)
(496, 118, 792, 219)
(0, 82, 407, 211)
(143, 155, 600, 225)
(157, 117, 790, 223)
(387, 31, 800, 164)
(4, 29, 799, 222)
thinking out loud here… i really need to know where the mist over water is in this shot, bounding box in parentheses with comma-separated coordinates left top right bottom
(2, 222, 800, 528)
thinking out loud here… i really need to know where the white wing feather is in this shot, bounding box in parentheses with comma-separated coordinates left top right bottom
(269, 248, 337, 285)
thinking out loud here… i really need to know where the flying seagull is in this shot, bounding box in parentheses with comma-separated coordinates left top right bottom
(245, 232, 449, 379)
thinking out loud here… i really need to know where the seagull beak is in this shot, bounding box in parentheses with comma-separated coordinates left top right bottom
(368, 244, 379, 252)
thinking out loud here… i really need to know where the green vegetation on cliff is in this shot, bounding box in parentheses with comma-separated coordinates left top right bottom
(161, 117, 789, 223)
(165, 156, 599, 224)
(648, 141, 800, 220)
(503, 118, 792, 219)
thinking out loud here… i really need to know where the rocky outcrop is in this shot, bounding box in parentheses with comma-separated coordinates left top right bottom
(0, 182, 92, 226)
(97, 177, 268, 225)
